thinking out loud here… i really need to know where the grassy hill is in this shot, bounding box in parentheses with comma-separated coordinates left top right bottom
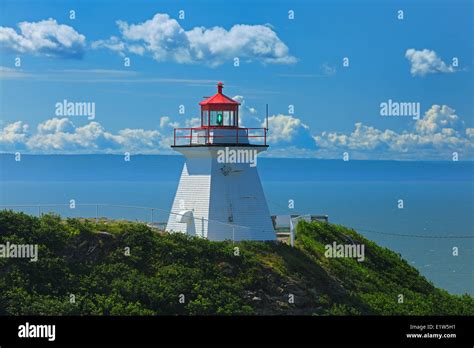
(0, 210, 472, 315)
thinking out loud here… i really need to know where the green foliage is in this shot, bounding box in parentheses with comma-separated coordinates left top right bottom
(0, 211, 472, 315)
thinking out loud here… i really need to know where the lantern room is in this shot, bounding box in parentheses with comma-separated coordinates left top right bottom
(172, 81, 268, 146)
(199, 82, 239, 127)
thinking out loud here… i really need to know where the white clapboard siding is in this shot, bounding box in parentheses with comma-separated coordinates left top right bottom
(166, 146, 275, 241)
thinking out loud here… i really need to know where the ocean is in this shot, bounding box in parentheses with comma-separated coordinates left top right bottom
(0, 154, 473, 295)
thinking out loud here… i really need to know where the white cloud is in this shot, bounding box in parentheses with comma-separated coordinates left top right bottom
(116, 128, 165, 150)
(159, 116, 179, 129)
(405, 49, 455, 77)
(265, 114, 304, 143)
(321, 63, 336, 76)
(92, 13, 296, 66)
(37, 117, 75, 134)
(0, 19, 86, 58)
(466, 128, 474, 139)
(161, 115, 201, 129)
(0, 121, 29, 150)
(2, 105, 472, 159)
(232, 95, 261, 127)
(415, 105, 461, 134)
(90, 36, 125, 54)
(185, 117, 201, 128)
(264, 114, 316, 152)
(0, 112, 315, 155)
(0, 118, 167, 154)
(27, 121, 119, 152)
(314, 105, 474, 160)
(0, 115, 205, 154)
(315, 123, 397, 152)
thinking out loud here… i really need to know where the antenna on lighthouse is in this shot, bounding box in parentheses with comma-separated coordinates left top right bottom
(265, 104, 269, 130)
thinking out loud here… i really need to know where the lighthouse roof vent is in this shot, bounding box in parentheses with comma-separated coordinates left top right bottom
(199, 82, 240, 107)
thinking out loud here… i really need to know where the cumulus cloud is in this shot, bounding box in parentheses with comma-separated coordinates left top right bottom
(92, 13, 296, 66)
(0, 121, 29, 150)
(159, 116, 179, 129)
(314, 105, 474, 160)
(232, 95, 261, 127)
(415, 105, 461, 134)
(37, 117, 75, 134)
(466, 128, 474, 139)
(0, 114, 211, 154)
(2, 105, 472, 159)
(0, 18, 86, 58)
(405, 49, 455, 77)
(265, 114, 306, 142)
(264, 114, 316, 153)
(0, 118, 166, 154)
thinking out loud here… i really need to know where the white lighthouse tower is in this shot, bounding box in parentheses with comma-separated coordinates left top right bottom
(166, 82, 275, 241)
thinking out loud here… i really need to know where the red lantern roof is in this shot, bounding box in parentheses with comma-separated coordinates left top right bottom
(199, 82, 240, 106)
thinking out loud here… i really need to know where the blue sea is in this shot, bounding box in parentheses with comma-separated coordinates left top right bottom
(0, 154, 473, 295)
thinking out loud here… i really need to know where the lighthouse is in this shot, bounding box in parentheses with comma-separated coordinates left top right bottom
(166, 82, 275, 241)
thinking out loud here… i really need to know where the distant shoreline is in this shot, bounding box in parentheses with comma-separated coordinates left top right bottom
(1, 153, 474, 163)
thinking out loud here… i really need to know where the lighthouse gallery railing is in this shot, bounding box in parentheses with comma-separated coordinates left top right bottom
(173, 127, 268, 146)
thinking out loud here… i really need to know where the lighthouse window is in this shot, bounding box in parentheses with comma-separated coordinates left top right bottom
(223, 111, 235, 126)
(210, 111, 217, 126)
(208, 110, 236, 126)
(201, 110, 206, 126)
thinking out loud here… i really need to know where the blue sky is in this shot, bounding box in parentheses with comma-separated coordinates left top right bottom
(0, 0, 472, 159)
